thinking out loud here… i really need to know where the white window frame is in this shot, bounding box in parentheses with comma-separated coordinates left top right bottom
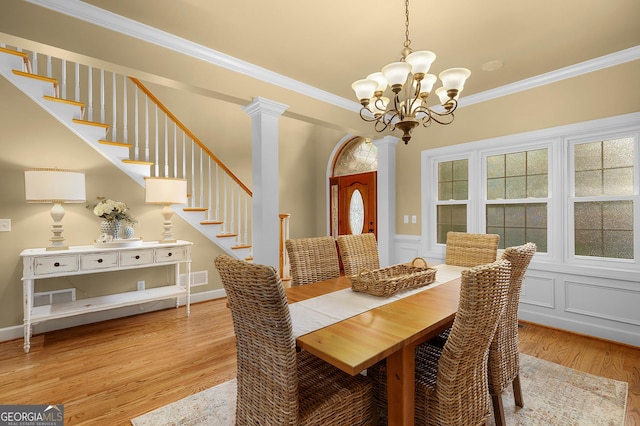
(420, 112, 640, 279)
(565, 129, 640, 268)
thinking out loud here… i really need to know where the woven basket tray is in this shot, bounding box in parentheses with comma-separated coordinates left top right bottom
(350, 258, 437, 297)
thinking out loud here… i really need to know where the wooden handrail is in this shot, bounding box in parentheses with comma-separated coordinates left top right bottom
(128, 77, 252, 196)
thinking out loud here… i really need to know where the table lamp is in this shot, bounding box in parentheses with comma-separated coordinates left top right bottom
(24, 168, 86, 250)
(145, 177, 187, 243)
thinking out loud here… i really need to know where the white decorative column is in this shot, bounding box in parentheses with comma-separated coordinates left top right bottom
(242, 97, 288, 268)
(373, 135, 399, 267)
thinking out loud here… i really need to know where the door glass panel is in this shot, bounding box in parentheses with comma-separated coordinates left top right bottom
(349, 189, 365, 235)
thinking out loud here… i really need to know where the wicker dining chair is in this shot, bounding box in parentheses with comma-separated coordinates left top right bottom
(336, 233, 380, 277)
(368, 259, 512, 425)
(444, 231, 500, 267)
(489, 242, 537, 426)
(285, 236, 341, 286)
(214, 255, 373, 426)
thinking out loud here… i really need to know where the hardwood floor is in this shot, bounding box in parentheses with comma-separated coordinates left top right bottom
(0, 300, 637, 425)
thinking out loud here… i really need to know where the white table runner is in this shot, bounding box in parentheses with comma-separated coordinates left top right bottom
(290, 264, 466, 338)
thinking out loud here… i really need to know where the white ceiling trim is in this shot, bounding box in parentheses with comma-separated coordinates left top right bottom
(25, 0, 640, 113)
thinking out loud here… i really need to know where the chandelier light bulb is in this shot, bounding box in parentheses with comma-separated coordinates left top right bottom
(419, 74, 438, 96)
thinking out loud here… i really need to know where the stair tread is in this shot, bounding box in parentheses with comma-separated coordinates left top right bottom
(122, 159, 153, 165)
(184, 207, 207, 212)
(99, 139, 132, 148)
(72, 118, 109, 128)
(232, 244, 251, 250)
(12, 69, 57, 86)
(217, 233, 238, 238)
(200, 221, 223, 225)
(0, 46, 28, 59)
(43, 95, 84, 109)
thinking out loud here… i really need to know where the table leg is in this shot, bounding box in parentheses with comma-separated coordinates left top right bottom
(387, 344, 416, 426)
(23, 279, 33, 353)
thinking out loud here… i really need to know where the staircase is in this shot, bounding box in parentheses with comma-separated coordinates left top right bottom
(0, 44, 254, 260)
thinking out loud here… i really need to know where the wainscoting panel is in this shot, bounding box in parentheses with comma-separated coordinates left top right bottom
(565, 280, 640, 326)
(521, 274, 555, 308)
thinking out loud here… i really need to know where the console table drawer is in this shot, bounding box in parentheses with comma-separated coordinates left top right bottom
(120, 249, 154, 266)
(34, 255, 79, 275)
(81, 252, 119, 271)
(155, 247, 186, 262)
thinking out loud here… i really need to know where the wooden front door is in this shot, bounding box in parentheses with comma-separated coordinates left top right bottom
(330, 171, 377, 238)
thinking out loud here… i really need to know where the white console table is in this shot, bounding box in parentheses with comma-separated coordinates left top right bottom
(20, 240, 192, 353)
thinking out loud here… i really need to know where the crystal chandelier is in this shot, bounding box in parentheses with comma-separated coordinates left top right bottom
(351, 0, 471, 144)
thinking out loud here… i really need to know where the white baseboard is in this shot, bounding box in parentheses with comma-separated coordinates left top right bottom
(0, 288, 227, 344)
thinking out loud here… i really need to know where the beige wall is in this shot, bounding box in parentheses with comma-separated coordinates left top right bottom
(395, 59, 640, 235)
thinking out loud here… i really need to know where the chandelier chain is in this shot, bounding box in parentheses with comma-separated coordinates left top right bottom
(404, 0, 411, 49)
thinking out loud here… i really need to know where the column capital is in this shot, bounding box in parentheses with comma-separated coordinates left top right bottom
(372, 135, 400, 149)
(242, 97, 289, 118)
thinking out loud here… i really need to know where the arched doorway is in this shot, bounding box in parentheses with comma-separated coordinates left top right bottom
(329, 137, 378, 238)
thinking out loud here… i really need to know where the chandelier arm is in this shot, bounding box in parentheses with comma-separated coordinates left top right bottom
(421, 109, 455, 126)
(358, 107, 382, 123)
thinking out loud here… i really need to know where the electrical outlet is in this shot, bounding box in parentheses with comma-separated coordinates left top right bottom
(137, 280, 145, 291)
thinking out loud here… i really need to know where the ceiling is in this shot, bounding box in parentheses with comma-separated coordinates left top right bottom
(78, 0, 640, 102)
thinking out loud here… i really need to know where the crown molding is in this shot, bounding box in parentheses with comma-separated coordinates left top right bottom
(459, 45, 640, 108)
(25, 0, 640, 113)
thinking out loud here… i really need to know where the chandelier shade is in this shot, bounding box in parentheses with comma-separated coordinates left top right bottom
(351, 0, 470, 144)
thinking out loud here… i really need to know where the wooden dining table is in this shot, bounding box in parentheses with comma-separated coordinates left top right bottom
(285, 270, 462, 426)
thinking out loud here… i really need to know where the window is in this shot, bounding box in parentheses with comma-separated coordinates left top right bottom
(423, 114, 639, 270)
(436, 159, 468, 243)
(485, 149, 549, 252)
(571, 138, 635, 260)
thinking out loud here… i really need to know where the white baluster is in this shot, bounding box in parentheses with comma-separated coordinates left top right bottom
(60, 59, 66, 99)
(100, 69, 105, 123)
(87, 66, 93, 121)
(112, 72, 117, 141)
(154, 105, 159, 176)
(74, 62, 79, 102)
(144, 96, 149, 162)
(164, 113, 169, 177)
(134, 85, 139, 161)
(122, 75, 128, 144)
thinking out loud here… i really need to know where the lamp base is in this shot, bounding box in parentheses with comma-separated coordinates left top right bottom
(46, 245, 69, 251)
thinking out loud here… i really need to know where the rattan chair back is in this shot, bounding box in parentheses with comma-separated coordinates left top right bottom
(445, 231, 500, 267)
(488, 242, 537, 426)
(337, 233, 380, 277)
(215, 255, 373, 426)
(285, 236, 340, 286)
(417, 259, 512, 425)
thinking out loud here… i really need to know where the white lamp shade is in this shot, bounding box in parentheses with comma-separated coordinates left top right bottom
(436, 86, 457, 104)
(366, 72, 388, 92)
(382, 62, 412, 86)
(405, 51, 436, 75)
(419, 74, 438, 95)
(352, 79, 377, 101)
(24, 168, 86, 203)
(145, 177, 187, 205)
(439, 68, 471, 91)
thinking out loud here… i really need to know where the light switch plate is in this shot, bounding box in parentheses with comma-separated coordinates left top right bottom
(0, 219, 11, 232)
(411, 215, 417, 224)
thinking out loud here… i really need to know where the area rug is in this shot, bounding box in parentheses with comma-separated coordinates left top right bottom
(131, 354, 628, 425)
